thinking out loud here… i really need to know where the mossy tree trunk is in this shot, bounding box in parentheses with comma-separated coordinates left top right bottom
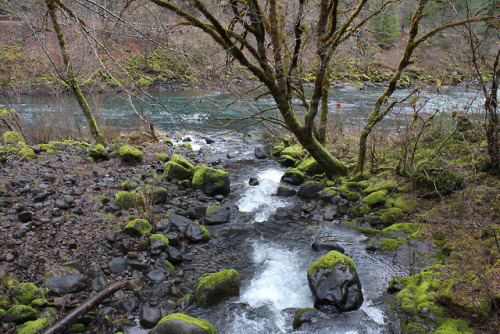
(483, 49, 500, 174)
(147, 0, 394, 178)
(45, 0, 107, 147)
(355, 0, 498, 173)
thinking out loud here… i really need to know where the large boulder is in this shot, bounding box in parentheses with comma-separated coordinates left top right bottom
(43, 265, 87, 295)
(195, 269, 240, 307)
(297, 157, 324, 175)
(164, 161, 194, 181)
(298, 182, 324, 198)
(151, 313, 216, 334)
(307, 251, 363, 312)
(119, 145, 143, 163)
(192, 166, 230, 196)
(281, 168, 305, 185)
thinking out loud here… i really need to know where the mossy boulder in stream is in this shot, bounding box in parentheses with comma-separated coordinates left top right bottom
(192, 165, 230, 196)
(195, 269, 240, 307)
(151, 313, 216, 334)
(281, 168, 305, 185)
(307, 251, 363, 312)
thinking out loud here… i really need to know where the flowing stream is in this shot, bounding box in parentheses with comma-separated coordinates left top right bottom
(177, 137, 407, 334)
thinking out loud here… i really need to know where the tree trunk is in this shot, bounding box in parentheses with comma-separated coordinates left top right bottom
(485, 49, 499, 174)
(45, 0, 107, 147)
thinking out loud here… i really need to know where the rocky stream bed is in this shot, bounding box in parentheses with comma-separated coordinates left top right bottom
(0, 132, 426, 334)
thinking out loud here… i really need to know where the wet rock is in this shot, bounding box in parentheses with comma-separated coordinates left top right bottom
(277, 186, 297, 197)
(185, 222, 210, 242)
(123, 219, 152, 237)
(167, 214, 192, 231)
(337, 202, 349, 215)
(312, 241, 345, 254)
(43, 265, 87, 295)
(177, 294, 194, 310)
(146, 269, 167, 284)
(293, 307, 326, 330)
(166, 246, 182, 263)
(150, 234, 169, 251)
(249, 177, 259, 186)
(204, 137, 215, 144)
(151, 313, 215, 334)
(17, 211, 32, 222)
(34, 191, 52, 203)
(254, 147, 268, 159)
(195, 269, 240, 307)
(307, 251, 363, 312)
(187, 205, 207, 219)
(108, 257, 128, 274)
(204, 206, 230, 225)
(364, 215, 382, 227)
(140, 283, 172, 299)
(115, 296, 140, 314)
(192, 166, 230, 196)
(140, 302, 161, 328)
(281, 168, 305, 185)
(72, 207, 84, 215)
(323, 208, 337, 221)
(298, 182, 323, 198)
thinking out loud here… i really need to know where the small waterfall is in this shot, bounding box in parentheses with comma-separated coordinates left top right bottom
(237, 168, 290, 222)
(228, 242, 313, 333)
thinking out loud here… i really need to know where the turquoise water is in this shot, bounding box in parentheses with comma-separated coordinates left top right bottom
(0, 86, 485, 133)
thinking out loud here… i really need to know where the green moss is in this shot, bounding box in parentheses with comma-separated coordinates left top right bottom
(171, 154, 195, 170)
(164, 260, 175, 272)
(342, 221, 380, 235)
(18, 145, 36, 161)
(297, 157, 323, 175)
(280, 145, 307, 160)
(272, 144, 285, 156)
(380, 207, 403, 225)
(7, 280, 46, 305)
(433, 319, 473, 333)
(162, 138, 174, 146)
(366, 238, 403, 251)
(164, 161, 193, 181)
(120, 180, 138, 191)
(115, 191, 144, 209)
(0, 291, 10, 308)
(205, 206, 220, 218)
(363, 180, 397, 195)
(156, 153, 169, 162)
(181, 142, 192, 151)
(197, 269, 239, 292)
(307, 251, 356, 276)
(350, 171, 371, 181)
(282, 168, 305, 184)
(119, 145, 143, 163)
(91, 194, 109, 205)
(87, 144, 108, 160)
(153, 313, 215, 334)
(6, 304, 38, 323)
(362, 190, 388, 207)
(383, 223, 418, 234)
(192, 222, 210, 240)
(395, 196, 418, 213)
(192, 166, 229, 189)
(351, 204, 371, 217)
(1, 131, 24, 145)
(340, 185, 359, 201)
(69, 323, 85, 333)
(16, 317, 49, 334)
(124, 219, 152, 236)
(150, 234, 169, 245)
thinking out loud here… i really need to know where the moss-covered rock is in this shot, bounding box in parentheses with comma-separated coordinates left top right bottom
(192, 165, 230, 196)
(281, 167, 305, 185)
(7, 280, 47, 305)
(156, 153, 169, 162)
(119, 145, 143, 163)
(412, 162, 463, 196)
(195, 269, 240, 307)
(380, 207, 404, 225)
(120, 180, 138, 191)
(307, 251, 363, 312)
(351, 204, 371, 217)
(394, 196, 418, 213)
(280, 145, 307, 160)
(164, 161, 194, 181)
(87, 144, 108, 160)
(297, 157, 324, 175)
(150, 234, 169, 249)
(139, 186, 169, 204)
(115, 191, 144, 209)
(43, 265, 87, 295)
(340, 185, 359, 201)
(362, 190, 388, 207)
(162, 138, 174, 146)
(16, 317, 50, 334)
(362, 180, 397, 195)
(123, 219, 152, 237)
(18, 145, 36, 161)
(1, 131, 24, 145)
(151, 313, 215, 334)
(5, 304, 38, 323)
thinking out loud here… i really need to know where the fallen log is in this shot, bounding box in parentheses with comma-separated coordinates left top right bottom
(42, 280, 127, 334)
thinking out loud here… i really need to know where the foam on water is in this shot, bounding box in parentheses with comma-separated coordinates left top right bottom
(237, 168, 289, 222)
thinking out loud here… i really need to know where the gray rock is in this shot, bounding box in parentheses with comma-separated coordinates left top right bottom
(204, 206, 230, 225)
(298, 182, 323, 198)
(167, 214, 192, 232)
(312, 241, 345, 253)
(54, 199, 70, 210)
(323, 208, 337, 221)
(293, 308, 327, 330)
(43, 265, 87, 295)
(146, 269, 167, 284)
(254, 147, 268, 159)
(91, 275, 110, 291)
(150, 236, 169, 250)
(185, 223, 206, 242)
(115, 296, 140, 314)
(249, 177, 259, 186)
(108, 257, 128, 274)
(166, 246, 182, 263)
(277, 186, 297, 197)
(17, 211, 32, 223)
(140, 302, 161, 328)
